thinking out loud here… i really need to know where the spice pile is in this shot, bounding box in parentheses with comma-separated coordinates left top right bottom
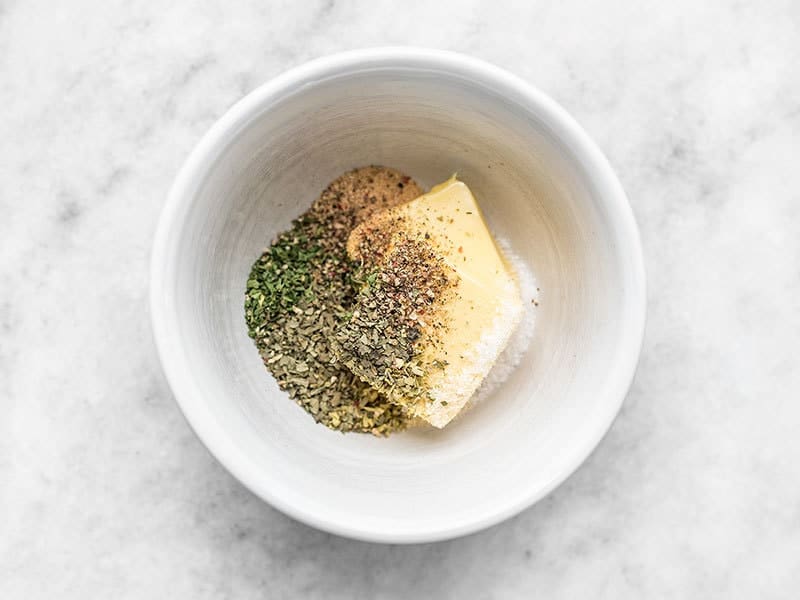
(244, 167, 424, 435)
(334, 221, 456, 414)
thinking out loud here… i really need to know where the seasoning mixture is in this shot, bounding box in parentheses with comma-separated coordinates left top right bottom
(246, 167, 526, 435)
(333, 217, 457, 414)
(244, 166, 423, 435)
(335, 176, 524, 427)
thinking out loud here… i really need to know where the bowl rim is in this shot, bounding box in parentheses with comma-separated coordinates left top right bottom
(150, 46, 647, 544)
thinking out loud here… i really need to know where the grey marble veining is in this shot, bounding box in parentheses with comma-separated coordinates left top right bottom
(2, 1, 800, 598)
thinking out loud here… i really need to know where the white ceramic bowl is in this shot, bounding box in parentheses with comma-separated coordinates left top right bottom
(151, 48, 645, 543)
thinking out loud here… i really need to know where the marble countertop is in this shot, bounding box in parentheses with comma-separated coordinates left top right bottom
(3, 1, 799, 597)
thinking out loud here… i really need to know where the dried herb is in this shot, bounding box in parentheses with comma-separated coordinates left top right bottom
(245, 224, 319, 329)
(244, 167, 423, 435)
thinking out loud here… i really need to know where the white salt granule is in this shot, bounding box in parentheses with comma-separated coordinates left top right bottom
(467, 237, 538, 407)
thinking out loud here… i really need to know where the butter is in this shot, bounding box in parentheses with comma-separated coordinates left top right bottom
(341, 177, 523, 428)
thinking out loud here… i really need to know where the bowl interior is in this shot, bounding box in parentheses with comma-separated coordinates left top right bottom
(156, 55, 643, 541)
